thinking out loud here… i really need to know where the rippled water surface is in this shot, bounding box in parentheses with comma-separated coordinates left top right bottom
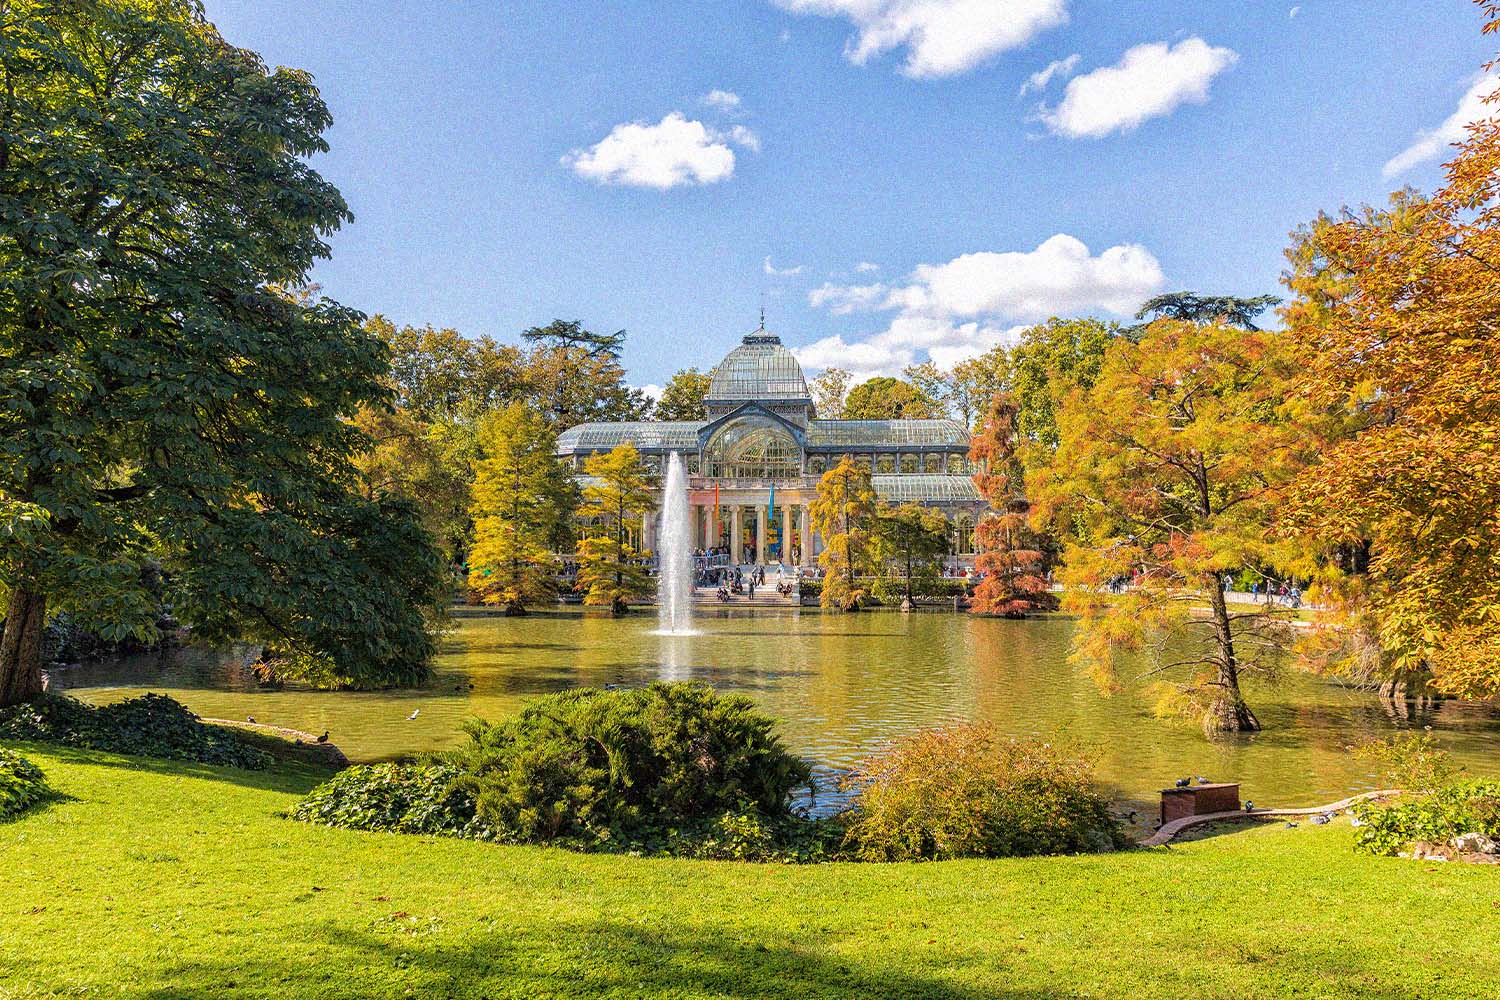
(54, 608, 1500, 807)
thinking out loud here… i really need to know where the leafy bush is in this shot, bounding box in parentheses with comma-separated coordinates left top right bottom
(0, 748, 52, 820)
(288, 761, 494, 838)
(451, 683, 811, 849)
(1351, 731, 1458, 795)
(837, 725, 1126, 861)
(1352, 781, 1500, 856)
(0, 694, 272, 770)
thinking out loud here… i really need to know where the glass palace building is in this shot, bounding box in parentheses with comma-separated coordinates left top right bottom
(556, 328, 985, 568)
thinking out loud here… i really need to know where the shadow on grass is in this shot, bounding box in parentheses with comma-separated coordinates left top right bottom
(134, 918, 1054, 1000)
(2, 740, 329, 796)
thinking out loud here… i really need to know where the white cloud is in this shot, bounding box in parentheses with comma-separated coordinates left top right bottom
(1018, 53, 1079, 97)
(1041, 38, 1238, 139)
(773, 0, 1068, 79)
(1288, 5, 1301, 18)
(795, 234, 1164, 378)
(563, 113, 759, 189)
(1383, 73, 1498, 178)
(637, 383, 665, 402)
(702, 89, 742, 111)
(854, 261, 880, 273)
(764, 256, 806, 277)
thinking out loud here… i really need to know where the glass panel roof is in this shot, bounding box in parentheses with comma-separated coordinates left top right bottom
(705, 333, 812, 402)
(556, 422, 703, 453)
(871, 475, 982, 502)
(806, 420, 970, 448)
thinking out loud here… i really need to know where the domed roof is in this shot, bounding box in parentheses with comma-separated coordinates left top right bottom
(705, 331, 811, 402)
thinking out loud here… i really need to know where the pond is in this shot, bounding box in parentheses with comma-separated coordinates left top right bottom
(50, 608, 1500, 810)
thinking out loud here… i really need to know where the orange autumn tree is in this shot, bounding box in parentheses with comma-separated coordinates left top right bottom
(1282, 3, 1500, 700)
(969, 394, 1053, 617)
(1032, 320, 1317, 735)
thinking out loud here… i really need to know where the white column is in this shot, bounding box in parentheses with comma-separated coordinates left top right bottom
(731, 506, 743, 564)
(800, 508, 813, 568)
(781, 505, 793, 565)
(641, 511, 652, 553)
(756, 504, 768, 565)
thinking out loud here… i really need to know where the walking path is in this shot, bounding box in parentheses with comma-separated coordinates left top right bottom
(1140, 790, 1399, 847)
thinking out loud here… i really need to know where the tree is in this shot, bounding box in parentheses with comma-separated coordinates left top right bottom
(843, 377, 941, 420)
(809, 457, 879, 611)
(522, 318, 626, 359)
(902, 362, 953, 419)
(350, 405, 473, 564)
(949, 348, 1010, 429)
(875, 503, 950, 604)
(1006, 318, 1116, 455)
(809, 367, 852, 419)
(467, 404, 577, 615)
(1282, 18, 1500, 701)
(1030, 321, 1315, 734)
(523, 333, 652, 430)
(969, 395, 1053, 617)
(371, 317, 523, 421)
(576, 444, 656, 614)
(0, 1, 445, 704)
(1133, 292, 1282, 332)
(655, 368, 712, 422)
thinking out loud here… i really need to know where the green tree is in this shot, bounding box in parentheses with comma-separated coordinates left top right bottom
(576, 444, 656, 614)
(809, 456, 879, 611)
(1132, 292, 1282, 332)
(655, 368, 712, 421)
(0, 0, 445, 703)
(809, 367, 852, 419)
(522, 318, 626, 358)
(875, 503, 951, 603)
(522, 327, 652, 430)
(843, 376, 941, 420)
(370, 317, 523, 421)
(1031, 321, 1317, 735)
(1007, 317, 1116, 455)
(949, 348, 1010, 430)
(467, 404, 577, 615)
(351, 405, 473, 565)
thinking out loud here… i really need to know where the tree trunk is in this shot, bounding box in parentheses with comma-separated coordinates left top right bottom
(1205, 584, 1260, 734)
(0, 584, 47, 707)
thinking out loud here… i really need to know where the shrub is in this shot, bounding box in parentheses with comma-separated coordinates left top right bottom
(288, 761, 494, 838)
(0, 694, 272, 770)
(1351, 731, 1459, 795)
(450, 682, 812, 848)
(838, 725, 1126, 861)
(1353, 780, 1500, 856)
(0, 748, 52, 821)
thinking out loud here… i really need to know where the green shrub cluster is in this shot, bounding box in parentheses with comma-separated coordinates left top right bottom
(838, 725, 1126, 861)
(0, 694, 272, 770)
(450, 682, 812, 849)
(0, 748, 52, 821)
(288, 761, 494, 838)
(1352, 781, 1500, 856)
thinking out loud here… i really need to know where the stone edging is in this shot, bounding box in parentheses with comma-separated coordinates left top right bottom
(1139, 789, 1401, 847)
(201, 717, 349, 767)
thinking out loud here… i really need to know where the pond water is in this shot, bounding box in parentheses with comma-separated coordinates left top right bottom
(51, 608, 1500, 810)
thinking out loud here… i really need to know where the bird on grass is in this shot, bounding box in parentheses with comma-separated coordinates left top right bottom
(1284, 821, 1298, 829)
(1311, 814, 1330, 826)
(406, 709, 420, 721)
(316, 731, 329, 744)
(246, 716, 255, 724)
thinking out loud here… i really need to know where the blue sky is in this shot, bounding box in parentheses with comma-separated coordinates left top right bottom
(206, 0, 1493, 388)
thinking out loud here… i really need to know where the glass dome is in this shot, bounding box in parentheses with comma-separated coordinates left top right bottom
(702, 416, 803, 480)
(705, 333, 811, 403)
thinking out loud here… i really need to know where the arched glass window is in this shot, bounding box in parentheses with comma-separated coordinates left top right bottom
(876, 453, 896, 474)
(947, 454, 968, 474)
(956, 513, 974, 555)
(924, 453, 942, 473)
(808, 455, 827, 475)
(703, 417, 803, 480)
(900, 453, 919, 474)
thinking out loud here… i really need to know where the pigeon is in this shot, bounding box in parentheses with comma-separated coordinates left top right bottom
(1311, 814, 1331, 826)
(1195, 776, 1211, 785)
(1284, 821, 1298, 829)
(1243, 801, 1255, 812)
(316, 731, 329, 744)
(247, 716, 255, 724)
(406, 709, 420, 721)
(1175, 777, 1191, 788)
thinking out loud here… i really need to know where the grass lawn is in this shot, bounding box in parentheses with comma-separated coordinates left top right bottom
(2, 744, 1497, 1000)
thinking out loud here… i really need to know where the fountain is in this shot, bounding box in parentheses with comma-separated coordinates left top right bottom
(654, 451, 697, 636)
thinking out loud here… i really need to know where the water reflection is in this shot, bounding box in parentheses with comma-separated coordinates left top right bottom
(50, 608, 1500, 809)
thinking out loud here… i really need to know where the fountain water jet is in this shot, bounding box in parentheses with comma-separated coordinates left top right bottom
(654, 451, 697, 636)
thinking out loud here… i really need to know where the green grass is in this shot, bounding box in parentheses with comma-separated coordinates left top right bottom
(2, 743, 1498, 999)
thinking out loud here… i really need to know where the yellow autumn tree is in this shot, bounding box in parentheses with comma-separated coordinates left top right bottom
(809, 456, 878, 611)
(576, 443, 655, 614)
(1282, 4, 1500, 700)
